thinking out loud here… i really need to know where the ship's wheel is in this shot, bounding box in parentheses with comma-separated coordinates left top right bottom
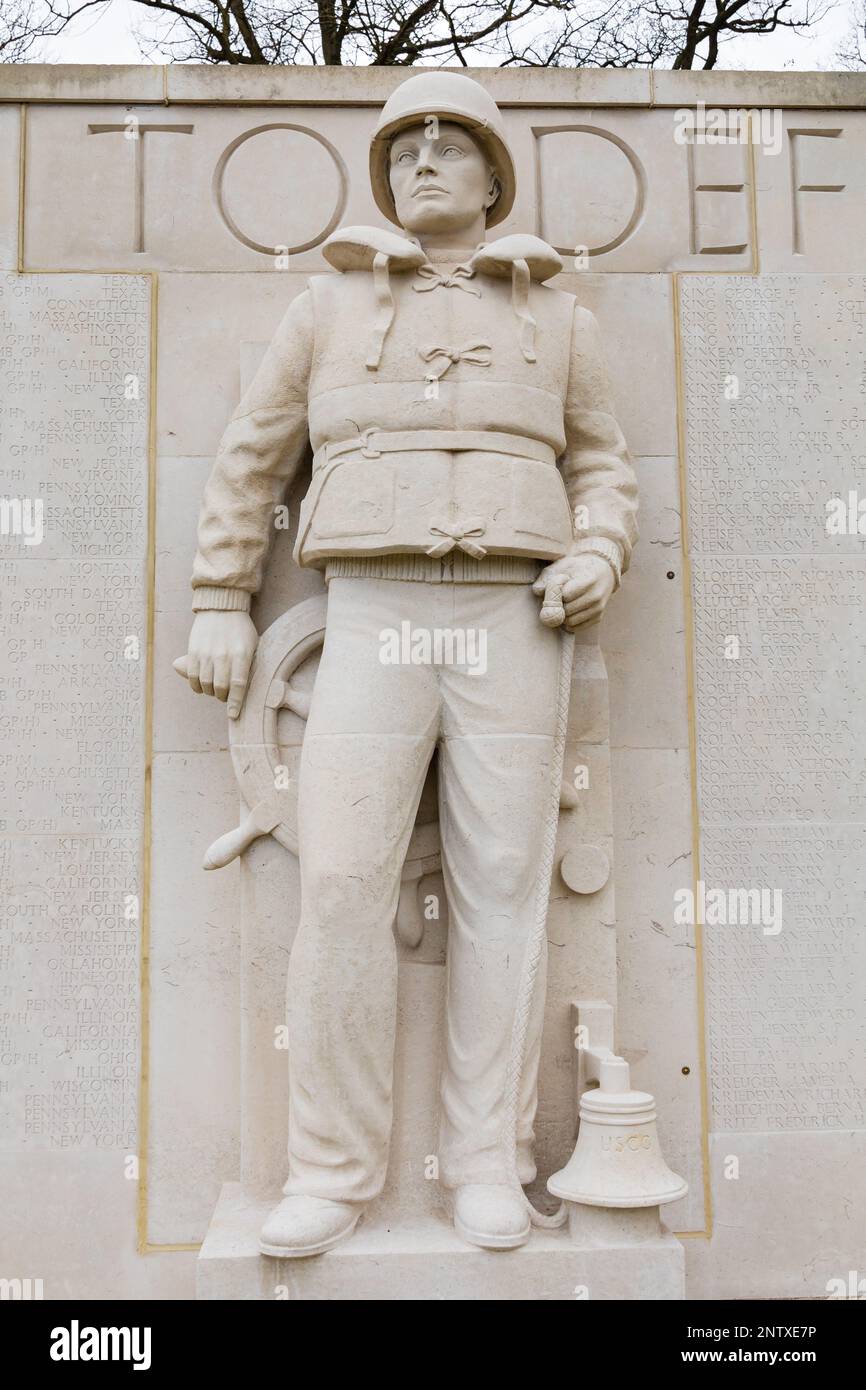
(203, 594, 442, 948)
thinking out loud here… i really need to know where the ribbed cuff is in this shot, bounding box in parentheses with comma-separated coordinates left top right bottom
(569, 538, 623, 589)
(191, 586, 252, 613)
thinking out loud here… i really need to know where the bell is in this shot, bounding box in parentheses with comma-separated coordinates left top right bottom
(548, 1067, 688, 1209)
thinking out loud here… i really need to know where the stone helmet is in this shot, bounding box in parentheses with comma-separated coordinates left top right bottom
(369, 71, 516, 229)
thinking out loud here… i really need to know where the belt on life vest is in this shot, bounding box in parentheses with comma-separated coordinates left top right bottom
(313, 428, 556, 471)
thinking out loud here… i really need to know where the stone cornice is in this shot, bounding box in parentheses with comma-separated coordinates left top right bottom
(1, 63, 865, 108)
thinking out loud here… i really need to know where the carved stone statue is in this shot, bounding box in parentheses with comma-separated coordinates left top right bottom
(178, 71, 639, 1258)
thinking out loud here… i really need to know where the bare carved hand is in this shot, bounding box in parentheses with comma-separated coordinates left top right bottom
(533, 555, 616, 631)
(173, 611, 258, 719)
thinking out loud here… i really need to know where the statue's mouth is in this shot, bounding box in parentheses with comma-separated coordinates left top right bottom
(413, 184, 447, 197)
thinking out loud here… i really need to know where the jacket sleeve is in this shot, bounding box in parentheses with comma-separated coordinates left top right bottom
(559, 301, 639, 580)
(190, 288, 315, 611)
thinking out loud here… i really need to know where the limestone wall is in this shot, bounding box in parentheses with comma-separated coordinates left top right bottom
(1, 64, 864, 1300)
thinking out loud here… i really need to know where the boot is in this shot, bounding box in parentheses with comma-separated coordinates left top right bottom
(453, 1183, 530, 1250)
(259, 1195, 362, 1258)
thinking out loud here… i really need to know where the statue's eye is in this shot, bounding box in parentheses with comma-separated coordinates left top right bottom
(394, 149, 416, 165)
(441, 146, 463, 158)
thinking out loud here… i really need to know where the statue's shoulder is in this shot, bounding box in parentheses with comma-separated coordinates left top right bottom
(472, 235, 562, 286)
(472, 235, 574, 320)
(321, 225, 426, 274)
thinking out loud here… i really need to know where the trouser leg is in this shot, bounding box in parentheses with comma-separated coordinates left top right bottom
(283, 579, 437, 1204)
(435, 581, 565, 1188)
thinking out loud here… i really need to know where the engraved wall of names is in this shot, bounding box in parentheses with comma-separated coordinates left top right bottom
(681, 275, 866, 1133)
(0, 274, 149, 1157)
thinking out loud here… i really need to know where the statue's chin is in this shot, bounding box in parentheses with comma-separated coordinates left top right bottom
(399, 206, 480, 240)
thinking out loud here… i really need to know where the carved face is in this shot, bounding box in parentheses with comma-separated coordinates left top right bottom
(388, 120, 498, 237)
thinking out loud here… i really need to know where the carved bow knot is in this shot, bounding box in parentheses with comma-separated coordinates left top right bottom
(412, 263, 481, 297)
(419, 341, 492, 381)
(426, 524, 488, 560)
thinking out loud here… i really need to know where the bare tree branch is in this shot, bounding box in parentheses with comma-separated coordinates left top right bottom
(839, 0, 866, 64)
(2, 0, 104, 58)
(0, 0, 837, 69)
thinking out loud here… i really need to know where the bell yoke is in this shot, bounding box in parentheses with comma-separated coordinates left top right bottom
(183, 71, 639, 1258)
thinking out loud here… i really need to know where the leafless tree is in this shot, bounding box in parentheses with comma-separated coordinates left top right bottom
(0, 0, 101, 58)
(5, 0, 835, 68)
(496, 0, 831, 67)
(838, 0, 866, 63)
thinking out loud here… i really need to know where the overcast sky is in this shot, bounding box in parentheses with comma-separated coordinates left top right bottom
(34, 0, 857, 70)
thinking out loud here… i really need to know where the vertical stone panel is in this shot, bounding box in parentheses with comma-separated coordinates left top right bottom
(680, 273, 866, 1293)
(0, 272, 153, 1292)
(0, 107, 20, 271)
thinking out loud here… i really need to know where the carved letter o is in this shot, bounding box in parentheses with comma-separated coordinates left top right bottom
(213, 124, 349, 256)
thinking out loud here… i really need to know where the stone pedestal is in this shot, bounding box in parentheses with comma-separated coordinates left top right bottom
(197, 1183, 684, 1301)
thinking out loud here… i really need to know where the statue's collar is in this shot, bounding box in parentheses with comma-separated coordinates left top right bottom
(412, 243, 481, 267)
(322, 225, 562, 283)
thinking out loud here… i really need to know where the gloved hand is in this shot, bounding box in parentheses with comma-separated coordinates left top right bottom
(533, 554, 616, 631)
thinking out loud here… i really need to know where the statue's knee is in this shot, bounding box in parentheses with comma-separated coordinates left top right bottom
(479, 844, 536, 903)
(302, 863, 394, 932)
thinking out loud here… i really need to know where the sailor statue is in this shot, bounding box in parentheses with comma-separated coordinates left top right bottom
(178, 71, 639, 1256)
